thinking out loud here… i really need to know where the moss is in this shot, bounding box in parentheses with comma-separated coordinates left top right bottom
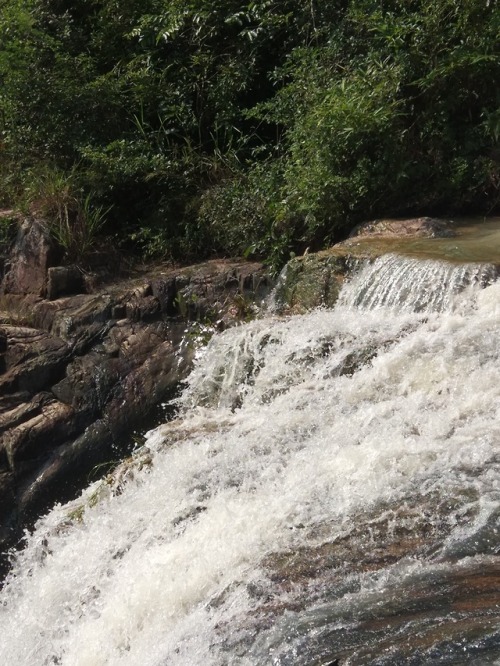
(274, 252, 347, 312)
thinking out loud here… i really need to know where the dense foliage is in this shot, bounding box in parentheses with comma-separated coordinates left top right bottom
(0, 0, 499, 267)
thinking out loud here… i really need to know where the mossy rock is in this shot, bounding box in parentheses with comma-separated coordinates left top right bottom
(273, 252, 347, 312)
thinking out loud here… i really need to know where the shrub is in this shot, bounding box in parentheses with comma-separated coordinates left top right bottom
(23, 166, 109, 261)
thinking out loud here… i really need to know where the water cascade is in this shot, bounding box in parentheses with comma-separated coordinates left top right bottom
(0, 254, 499, 665)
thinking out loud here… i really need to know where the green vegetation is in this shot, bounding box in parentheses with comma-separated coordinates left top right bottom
(0, 0, 499, 269)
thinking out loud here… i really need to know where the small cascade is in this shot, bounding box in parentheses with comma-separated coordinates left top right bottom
(338, 253, 498, 312)
(0, 254, 499, 666)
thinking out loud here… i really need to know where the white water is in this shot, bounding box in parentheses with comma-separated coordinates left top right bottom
(0, 255, 499, 665)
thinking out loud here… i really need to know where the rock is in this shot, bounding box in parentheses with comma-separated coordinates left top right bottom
(273, 217, 460, 313)
(1, 218, 61, 296)
(51, 351, 121, 417)
(125, 294, 161, 321)
(0, 393, 49, 435)
(0, 328, 7, 353)
(272, 253, 346, 313)
(1, 397, 75, 472)
(151, 277, 177, 315)
(0, 326, 70, 395)
(350, 216, 456, 239)
(0, 469, 15, 560)
(46, 265, 86, 300)
(0, 257, 271, 568)
(15, 420, 113, 521)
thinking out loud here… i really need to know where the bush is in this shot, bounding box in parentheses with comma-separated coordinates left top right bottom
(0, 0, 499, 270)
(23, 166, 109, 261)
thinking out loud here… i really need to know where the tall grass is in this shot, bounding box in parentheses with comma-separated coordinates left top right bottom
(23, 167, 109, 260)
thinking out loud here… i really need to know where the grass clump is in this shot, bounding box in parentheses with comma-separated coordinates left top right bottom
(22, 166, 110, 261)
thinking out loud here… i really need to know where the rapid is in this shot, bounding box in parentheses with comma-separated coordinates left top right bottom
(0, 254, 499, 665)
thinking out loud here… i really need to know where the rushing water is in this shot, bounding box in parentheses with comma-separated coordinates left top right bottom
(0, 255, 499, 665)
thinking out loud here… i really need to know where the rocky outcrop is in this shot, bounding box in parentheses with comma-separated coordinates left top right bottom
(0, 214, 468, 572)
(349, 216, 456, 239)
(0, 250, 270, 568)
(272, 253, 347, 313)
(273, 217, 460, 313)
(1, 218, 61, 296)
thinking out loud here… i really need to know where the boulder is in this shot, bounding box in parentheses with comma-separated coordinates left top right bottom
(1, 218, 60, 296)
(272, 253, 346, 313)
(46, 265, 86, 300)
(349, 216, 456, 239)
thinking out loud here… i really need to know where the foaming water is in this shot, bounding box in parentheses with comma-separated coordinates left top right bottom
(0, 256, 499, 665)
(338, 253, 498, 312)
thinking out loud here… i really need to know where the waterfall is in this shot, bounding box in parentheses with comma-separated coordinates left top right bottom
(0, 255, 499, 665)
(337, 253, 498, 312)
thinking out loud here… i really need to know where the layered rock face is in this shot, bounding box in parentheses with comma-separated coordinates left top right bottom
(0, 218, 270, 566)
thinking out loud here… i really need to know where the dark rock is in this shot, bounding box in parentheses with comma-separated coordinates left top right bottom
(0, 328, 7, 353)
(51, 351, 122, 417)
(125, 295, 161, 321)
(1, 218, 61, 296)
(0, 392, 31, 414)
(15, 419, 114, 520)
(46, 265, 86, 300)
(1, 397, 75, 471)
(0, 470, 16, 553)
(0, 393, 48, 435)
(151, 276, 178, 315)
(111, 304, 126, 319)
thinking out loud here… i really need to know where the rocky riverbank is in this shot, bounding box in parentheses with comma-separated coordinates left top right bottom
(0, 216, 271, 569)
(2, 214, 497, 575)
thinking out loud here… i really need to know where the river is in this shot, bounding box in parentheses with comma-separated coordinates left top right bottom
(0, 253, 499, 665)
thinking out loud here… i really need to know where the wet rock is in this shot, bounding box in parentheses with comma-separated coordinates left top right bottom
(15, 419, 114, 521)
(0, 470, 15, 553)
(273, 253, 346, 313)
(274, 217, 459, 312)
(0, 257, 271, 566)
(224, 491, 498, 664)
(51, 351, 121, 417)
(0, 329, 6, 353)
(1, 218, 60, 296)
